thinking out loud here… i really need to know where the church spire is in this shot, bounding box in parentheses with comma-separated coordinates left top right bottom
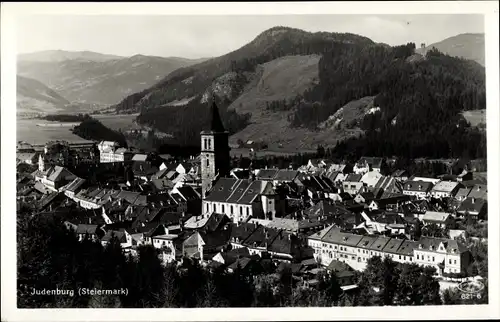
(208, 95, 226, 133)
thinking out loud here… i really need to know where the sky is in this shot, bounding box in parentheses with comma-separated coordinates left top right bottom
(16, 14, 484, 59)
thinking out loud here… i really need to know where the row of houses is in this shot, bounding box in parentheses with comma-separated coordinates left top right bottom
(308, 225, 469, 275)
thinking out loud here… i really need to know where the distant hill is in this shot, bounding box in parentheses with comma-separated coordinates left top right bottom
(416, 33, 485, 66)
(18, 50, 123, 63)
(17, 51, 208, 106)
(16, 75, 70, 114)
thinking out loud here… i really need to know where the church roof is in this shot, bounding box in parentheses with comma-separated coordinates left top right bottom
(204, 96, 226, 133)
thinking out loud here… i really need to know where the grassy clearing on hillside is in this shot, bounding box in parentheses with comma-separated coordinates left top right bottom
(462, 110, 486, 127)
(229, 55, 322, 149)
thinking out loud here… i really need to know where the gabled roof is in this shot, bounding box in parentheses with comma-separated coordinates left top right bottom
(403, 180, 434, 192)
(396, 240, 418, 256)
(274, 169, 299, 181)
(256, 169, 279, 180)
(374, 212, 406, 225)
(345, 174, 362, 182)
(431, 181, 460, 193)
(327, 260, 354, 273)
(356, 157, 383, 168)
(381, 238, 405, 254)
(205, 178, 265, 205)
(416, 237, 468, 254)
(422, 211, 450, 222)
(455, 188, 472, 199)
(230, 222, 260, 243)
(132, 154, 148, 162)
(175, 186, 201, 201)
(308, 225, 336, 241)
(64, 177, 86, 193)
(392, 169, 409, 177)
(467, 184, 487, 199)
(76, 224, 98, 235)
(457, 197, 486, 214)
(321, 227, 364, 246)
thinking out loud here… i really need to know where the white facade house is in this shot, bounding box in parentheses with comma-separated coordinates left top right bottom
(429, 181, 461, 199)
(402, 181, 434, 199)
(98, 141, 131, 163)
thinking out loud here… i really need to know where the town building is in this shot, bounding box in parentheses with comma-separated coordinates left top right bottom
(98, 141, 132, 163)
(402, 180, 434, 199)
(429, 181, 462, 199)
(200, 97, 231, 198)
(353, 157, 383, 174)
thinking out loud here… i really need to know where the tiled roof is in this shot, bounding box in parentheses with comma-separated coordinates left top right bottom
(381, 238, 405, 254)
(455, 188, 472, 199)
(322, 227, 364, 247)
(374, 212, 405, 225)
(205, 178, 265, 205)
(396, 240, 418, 256)
(457, 197, 486, 214)
(64, 177, 86, 193)
(422, 211, 450, 222)
(256, 169, 279, 180)
(230, 222, 260, 243)
(416, 237, 468, 254)
(467, 184, 487, 199)
(403, 180, 434, 192)
(76, 224, 98, 235)
(431, 181, 460, 193)
(274, 169, 299, 181)
(345, 174, 362, 182)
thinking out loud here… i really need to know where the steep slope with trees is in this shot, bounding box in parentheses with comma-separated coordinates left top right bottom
(116, 27, 486, 158)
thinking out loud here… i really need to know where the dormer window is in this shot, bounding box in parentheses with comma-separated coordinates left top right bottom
(418, 244, 423, 249)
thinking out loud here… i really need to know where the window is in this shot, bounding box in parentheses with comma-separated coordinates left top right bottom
(399, 255, 401, 260)
(206, 204, 209, 212)
(203, 138, 208, 150)
(208, 139, 212, 150)
(246, 207, 250, 217)
(454, 260, 457, 265)
(334, 246, 337, 250)
(449, 259, 451, 264)
(230, 205, 234, 214)
(206, 159, 209, 167)
(221, 205, 225, 212)
(240, 206, 243, 215)
(213, 204, 216, 212)
(432, 257, 435, 262)
(371, 251, 373, 255)
(417, 254, 420, 260)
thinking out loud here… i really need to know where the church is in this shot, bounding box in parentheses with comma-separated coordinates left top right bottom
(200, 97, 283, 223)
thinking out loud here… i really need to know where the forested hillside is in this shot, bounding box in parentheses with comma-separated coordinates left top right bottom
(114, 27, 374, 113)
(116, 27, 486, 159)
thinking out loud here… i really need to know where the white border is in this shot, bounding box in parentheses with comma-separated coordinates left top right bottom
(2, 1, 499, 321)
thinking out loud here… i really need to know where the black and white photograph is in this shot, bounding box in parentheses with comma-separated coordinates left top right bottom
(1, 1, 499, 321)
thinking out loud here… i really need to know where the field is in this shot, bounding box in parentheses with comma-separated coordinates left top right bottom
(462, 110, 486, 127)
(17, 114, 138, 145)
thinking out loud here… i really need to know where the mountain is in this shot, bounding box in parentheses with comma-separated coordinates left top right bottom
(18, 50, 124, 63)
(118, 27, 486, 159)
(17, 75, 70, 114)
(416, 33, 485, 66)
(17, 52, 207, 106)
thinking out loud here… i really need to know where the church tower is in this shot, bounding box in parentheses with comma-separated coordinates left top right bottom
(200, 96, 231, 198)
